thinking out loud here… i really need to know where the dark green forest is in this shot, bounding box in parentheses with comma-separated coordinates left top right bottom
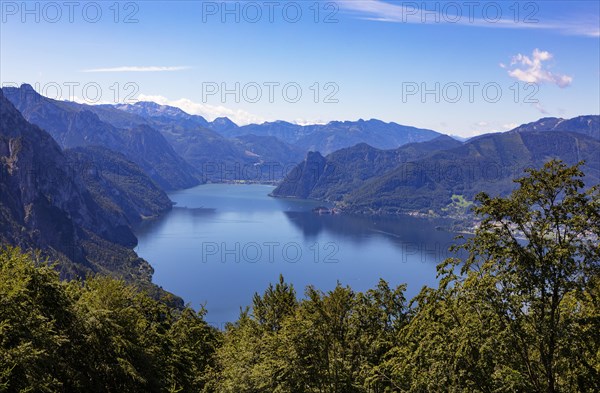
(1, 161, 599, 392)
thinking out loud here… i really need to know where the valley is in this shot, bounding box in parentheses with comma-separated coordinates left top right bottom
(2, 85, 598, 294)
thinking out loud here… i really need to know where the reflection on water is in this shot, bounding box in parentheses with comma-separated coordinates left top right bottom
(283, 211, 463, 265)
(136, 208, 216, 235)
(285, 211, 452, 241)
(134, 184, 464, 325)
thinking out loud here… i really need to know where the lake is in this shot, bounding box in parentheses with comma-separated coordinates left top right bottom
(134, 184, 462, 326)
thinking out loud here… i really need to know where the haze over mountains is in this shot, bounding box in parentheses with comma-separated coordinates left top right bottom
(1, 83, 598, 286)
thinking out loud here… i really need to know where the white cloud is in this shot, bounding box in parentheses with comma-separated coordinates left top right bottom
(81, 66, 190, 73)
(466, 121, 504, 137)
(293, 118, 329, 126)
(136, 94, 265, 126)
(504, 49, 573, 88)
(533, 102, 550, 115)
(503, 123, 519, 130)
(465, 127, 502, 138)
(338, 0, 600, 37)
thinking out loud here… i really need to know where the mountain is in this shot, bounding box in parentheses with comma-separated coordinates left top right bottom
(231, 134, 305, 172)
(223, 120, 300, 139)
(64, 98, 444, 182)
(210, 117, 239, 133)
(64, 146, 173, 225)
(115, 102, 251, 181)
(114, 102, 303, 182)
(114, 101, 211, 128)
(112, 102, 239, 132)
(345, 129, 600, 215)
(0, 89, 152, 281)
(219, 119, 444, 155)
(271, 135, 462, 200)
(273, 117, 600, 217)
(3, 85, 199, 190)
(507, 115, 599, 140)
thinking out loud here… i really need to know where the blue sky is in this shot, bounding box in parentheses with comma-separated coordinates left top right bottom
(1, 0, 599, 136)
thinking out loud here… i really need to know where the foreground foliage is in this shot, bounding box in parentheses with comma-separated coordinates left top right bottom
(0, 247, 219, 392)
(1, 160, 598, 392)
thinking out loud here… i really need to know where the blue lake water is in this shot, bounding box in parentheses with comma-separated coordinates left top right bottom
(134, 184, 461, 326)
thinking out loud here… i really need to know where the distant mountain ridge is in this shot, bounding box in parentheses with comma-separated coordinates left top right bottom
(113, 102, 447, 180)
(507, 115, 599, 140)
(114, 101, 241, 133)
(218, 118, 444, 155)
(6, 84, 597, 210)
(113, 101, 304, 182)
(115, 101, 210, 127)
(116, 102, 445, 155)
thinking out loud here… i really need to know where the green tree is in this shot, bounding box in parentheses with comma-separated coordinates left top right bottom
(461, 160, 600, 391)
(72, 276, 168, 392)
(351, 280, 408, 392)
(215, 309, 262, 393)
(277, 282, 408, 393)
(166, 306, 220, 392)
(383, 160, 600, 392)
(0, 247, 83, 392)
(216, 275, 298, 392)
(0, 246, 220, 392)
(252, 274, 297, 333)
